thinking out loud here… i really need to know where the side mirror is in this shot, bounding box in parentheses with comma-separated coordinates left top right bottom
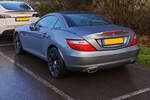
(29, 23, 36, 31)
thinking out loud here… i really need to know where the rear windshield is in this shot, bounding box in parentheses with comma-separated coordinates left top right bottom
(63, 13, 111, 27)
(0, 2, 33, 11)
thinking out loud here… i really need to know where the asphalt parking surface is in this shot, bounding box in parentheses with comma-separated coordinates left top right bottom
(0, 41, 150, 100)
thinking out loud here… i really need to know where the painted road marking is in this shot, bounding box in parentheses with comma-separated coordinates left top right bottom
(0, 52, 74, 100)
(1, 51, 150, 100)
(0, 43, 14, 47)
(111, 87, 150, 100)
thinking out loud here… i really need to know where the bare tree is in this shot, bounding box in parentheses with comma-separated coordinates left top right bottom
(91, 0, 148, 29)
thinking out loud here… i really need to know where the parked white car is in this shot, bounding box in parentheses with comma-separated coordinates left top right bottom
(0, 1, 39, 38)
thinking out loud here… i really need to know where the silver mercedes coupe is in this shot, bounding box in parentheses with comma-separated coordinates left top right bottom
(14, 11, 139, 78)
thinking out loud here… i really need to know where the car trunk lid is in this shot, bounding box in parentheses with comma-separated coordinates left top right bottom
(5, 11, 37, 17)
(65, 24, 133, 50)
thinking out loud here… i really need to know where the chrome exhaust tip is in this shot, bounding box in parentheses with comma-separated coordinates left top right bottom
(131, 60, 136, 64)
(87, 68, 98, 74)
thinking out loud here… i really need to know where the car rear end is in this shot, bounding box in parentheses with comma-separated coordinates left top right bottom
(66, 29, 138, 72)
(0, 1, 39, 38)
(61, 13, 139, 72)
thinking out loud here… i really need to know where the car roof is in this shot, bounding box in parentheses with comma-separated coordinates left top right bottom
(44, 11, 98, 28)
(46, 11, 96, 16)
(0, 1, 25, 3)
(58, 11, 94, 14)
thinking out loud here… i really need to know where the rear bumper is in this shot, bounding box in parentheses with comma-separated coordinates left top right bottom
(0, 17, 39, 34)
(63, 45, 139, 71)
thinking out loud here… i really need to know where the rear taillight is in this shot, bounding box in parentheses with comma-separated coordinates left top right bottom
(66, 39, 96, 51)
(0, 14, 11, 18)
(131, 34, 137, 46)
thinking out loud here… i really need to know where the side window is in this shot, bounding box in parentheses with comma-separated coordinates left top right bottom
(35, 16, 58, 29)
(54, 20, 62, 28)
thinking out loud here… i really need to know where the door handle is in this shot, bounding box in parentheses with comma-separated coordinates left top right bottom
(43, 33, 49, 38)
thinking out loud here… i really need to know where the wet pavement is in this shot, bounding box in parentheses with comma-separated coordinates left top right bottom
(127, 92, 150, 100)
(0, 41, 150, 100)
(0, 47, 63, 100)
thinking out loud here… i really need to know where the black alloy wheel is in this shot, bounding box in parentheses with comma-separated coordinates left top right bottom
(48, 47, 66, 78)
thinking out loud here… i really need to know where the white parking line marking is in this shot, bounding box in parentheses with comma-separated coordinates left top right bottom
(111, 87, 150, 100)
(0, 52, 74, 100)
(0, 43, 14, 47)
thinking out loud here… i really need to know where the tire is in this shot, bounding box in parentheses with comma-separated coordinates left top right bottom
(47, 47, 66, 78)
(0, 34, 2, 41)
(14, 33, 24, 55)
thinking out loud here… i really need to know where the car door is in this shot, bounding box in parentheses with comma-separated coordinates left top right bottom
(28, 16, 58, 58)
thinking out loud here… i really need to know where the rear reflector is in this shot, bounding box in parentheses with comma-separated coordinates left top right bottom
(66, 39, 96, 51)
(103, 31, 124, 34)
(131, 35, 137, 46)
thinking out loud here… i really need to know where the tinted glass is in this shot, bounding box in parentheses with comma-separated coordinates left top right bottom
(36, 16, 58, 29)
(54, 20, 62, 28)
(64, 14, 111, 27)
(0, 2, 33, 11)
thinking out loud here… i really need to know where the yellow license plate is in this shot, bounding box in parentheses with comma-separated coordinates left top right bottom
(102, 37, 124, 46)
(16, 17, 29, 22)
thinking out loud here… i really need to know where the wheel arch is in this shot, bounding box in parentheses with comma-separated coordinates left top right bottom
(47, 45, 64, 60)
